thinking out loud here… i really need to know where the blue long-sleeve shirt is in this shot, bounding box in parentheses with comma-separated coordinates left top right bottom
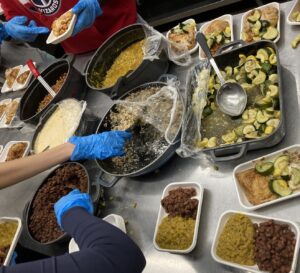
(1, 208, 146, 273)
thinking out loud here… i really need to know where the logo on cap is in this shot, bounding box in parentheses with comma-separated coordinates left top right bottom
(30, 0, 61, 15)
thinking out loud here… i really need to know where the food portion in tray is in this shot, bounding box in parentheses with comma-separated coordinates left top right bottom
(90, 39, 145, 89)
(52, 11, 73, 37)
(291, 11, 300, 22)
(167, 19, 197, 52)
(37, 73, 67, 113)
(241, 5, 279, 42)
(237, 150, 300, 206)
(0, 100, 11, 120)
(34, 99, 84, 154)
(196, 47, 280, 149)
(16, 71, 30, 85)
(0, 220, 18, 265)
(2, 99, 20, 125)
(5, 67, 21, 89)
(5, 142, 28, 162)
(101, 85, 183, 175)
(202, 20, 232, 57)
(214, 213, 297, 273)
(155, 187, 198, 250)
(28, 163, 88, 243)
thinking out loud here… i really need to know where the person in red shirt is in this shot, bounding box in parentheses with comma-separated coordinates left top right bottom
(0, 0, 137, 54)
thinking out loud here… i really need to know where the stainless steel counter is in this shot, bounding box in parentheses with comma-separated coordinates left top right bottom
(1, 1, 300, 272)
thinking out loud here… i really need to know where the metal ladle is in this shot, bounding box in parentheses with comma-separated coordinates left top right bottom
(197, 32, 247, 116)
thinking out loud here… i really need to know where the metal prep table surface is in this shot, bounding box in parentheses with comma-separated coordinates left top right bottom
(1, 1, 300, 272)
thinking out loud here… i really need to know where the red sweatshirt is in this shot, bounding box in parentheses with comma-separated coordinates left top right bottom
(0, 0, 137, 54)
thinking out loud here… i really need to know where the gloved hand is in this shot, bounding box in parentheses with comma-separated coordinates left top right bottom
(3, 16, 49, 42)
(68, 131, 132, 161)
(54, 189, 93, 227)
(72, 0, 102, 36)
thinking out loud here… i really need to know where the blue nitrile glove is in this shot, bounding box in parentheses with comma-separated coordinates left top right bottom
(68, 131, 132, 161)
(72, 0, 102, 36)
(3, 16, 49, 42)
(54, 189, 93, 227)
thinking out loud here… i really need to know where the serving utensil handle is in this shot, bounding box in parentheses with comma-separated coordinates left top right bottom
(26, 59, 40, 78)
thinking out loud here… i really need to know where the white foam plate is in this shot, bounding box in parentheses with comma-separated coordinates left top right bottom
(0, 98, 21, 128)
(166, 19, 199, 60)
(68, 214, 127, 253)
(234, 144, 300, 210)
(0, 217, 22, 266)
(199, 14, 234, 60)
(1, 66, 23, 94)
(153, 182, 204, 254)
(287, 0, 300, 25)
(211, 210, 300, 273)
(12, 63, 35, 92)
(46, 10, 77, 45)
(0, 141, 30, 162)
(240, 2, 281, 43)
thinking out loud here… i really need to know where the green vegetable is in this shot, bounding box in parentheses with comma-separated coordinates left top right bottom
(269, 54, 277, 65)
(247, 9, 261, 23)
(269, 179, 292, 197)
(262, 26, 278, 40)
(256, 48, 269, 63)
(225, 66, 233, 76)
(267, 85, 279, 98)
(274, 155, 289, 173)
(261, 20, 270, 29)
(255, 161, 274, 175)
(255, 96, 273, 108)
(207, 38, 214, 49)
(216, 34, 224, 44)
(268, 74, 278, 84)
(252, 71, 266, 85)
(291, 33, 300, 49)
(261, 63, 272, 74)
(203, 106, 213, 118)
(266, 118, 280, 128)
(224, 26, 231, 38)
(245, 60, 258, 73)
(243, 125, 256, 135)
(256, 110, 269, 123)
(289, 167, 300, 190)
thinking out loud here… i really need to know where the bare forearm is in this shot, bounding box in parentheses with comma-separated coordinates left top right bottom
(0, 143, 75, 189)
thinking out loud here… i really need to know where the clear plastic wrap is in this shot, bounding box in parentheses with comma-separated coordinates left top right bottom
(142, 24, 194, 66)
(113, 81, 183, 145)
(177, 60, 212, 158)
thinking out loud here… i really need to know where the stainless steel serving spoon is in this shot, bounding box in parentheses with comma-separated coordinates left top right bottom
(197, 32, 247, 116)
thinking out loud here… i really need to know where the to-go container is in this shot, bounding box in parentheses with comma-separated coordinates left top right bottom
(1, 65, 23, 93)
(199, 14, 234, 60)
(0, 141, 30, 162)
(153, 182, 204, 254)
(211, 210, 300, 273)
(287, 0, 300, 25)
(234, 144, 300, 210)
(0, 217, 22, 266)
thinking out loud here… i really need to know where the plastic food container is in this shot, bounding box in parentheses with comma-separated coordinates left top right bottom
(153, 182, 204, 254)
(0, 217, 22, 266)
(234, 144, 300, 210)
(0, 141, 30, 162)
(199, 14, 234, 60)
(68, 214, 126, 253)
(12, 63, 35, 92)
(46, 10, 77, 45)
(211, 210, 300, 273)
(1, 65, 23, 93)
(166, 18, 199, 60)
(0, 99, 12, 122)
(287, 0, 300, 25)
(0, 98, 21, 128)
(240, 2, 281, 43)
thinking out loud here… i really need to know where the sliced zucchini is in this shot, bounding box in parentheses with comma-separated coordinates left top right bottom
(241, 82, 255, 92)
(207, 38, 214, 49)
(261, 20, 270, 29)
(225, 66, 233, 76)
(253, 36, 262, 42)
(255, 161, 274, 175)
(252, 70, 267, 85)
(238, 54, 247, 66)
(274, 111, 281, 119)
(243, 125, 255, 135)
(265, 107, 274, 114)
(245, 131, 259, 139)
(255, 96, 273, 108)
(197, 138, 208, 148)
(256, 48, 269, 63)
(256, 110, 269, 123)
(226, 79, 237, 83)
(266, 118, 280, 128)
(267, 85, 279, 98)
(234, 125, 245, 137)
(261, 63, 272, 74)
(268, 74, 278, 84)
(266, 47, 275, 55)
(262, 26, 278, 40)
(245, 60, 258, 73)
(274, 155, 289, 172)
(216, 34, 224, 44)
(288, 167, 300, 190)
(242, 110, 249, 120)
(224, 26, 231, 38)
(241, 31, 250, 42)
(207, 137, 217, 148)
(269, 54, 277, 65)
(292, 33, 300, 49)
(222, 131, 237, 143)
(247, 9, 261, 23)
(269, 179, 292, 197)
(264, 125, 274, 135)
